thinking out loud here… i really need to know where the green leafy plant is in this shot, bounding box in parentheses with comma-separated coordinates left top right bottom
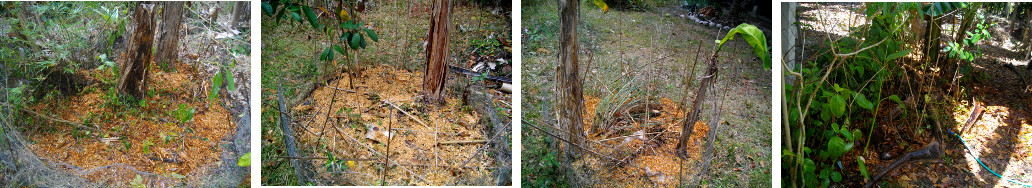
(129, 174, 145, 188)
(173, 104, 195, 124)
(944, 14, 995, 62)
(238, 152, 251, 167)
(783, 3, 920, 187)
(141, 139, 154, 155)
(209, 60, 237, 103)
(263, 0, 380, 89)
(716, 23, 771, 68)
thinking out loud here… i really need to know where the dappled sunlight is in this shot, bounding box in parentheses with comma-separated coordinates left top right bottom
(798, 3, 867, 38)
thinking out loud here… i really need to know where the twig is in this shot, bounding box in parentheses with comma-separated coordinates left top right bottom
(389, 127, 462, 135)
(2, 102, 112, 136)
(271, 155, 378, 161)
(77, 163, 157, 176)
(368, 161, 501, 170)
(327, 86, 357, 93)
(436, 139, 488, 145)
(522, 119, 619, 162)
(383, 100, 428, 128)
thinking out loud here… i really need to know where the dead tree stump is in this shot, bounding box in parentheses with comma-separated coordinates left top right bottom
(116, 3, 155, 100)
(423, 0, 453, 105)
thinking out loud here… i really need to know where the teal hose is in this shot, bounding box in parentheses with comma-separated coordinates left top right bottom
(950, 130, 1032, 187)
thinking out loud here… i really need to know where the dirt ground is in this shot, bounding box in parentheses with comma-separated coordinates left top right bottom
(521, 0, 772, 187)
(793, 3, 1032, 187)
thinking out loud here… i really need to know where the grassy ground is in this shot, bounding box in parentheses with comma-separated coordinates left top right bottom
(260, 0, 511, 185)
(521, 0, 772, 187)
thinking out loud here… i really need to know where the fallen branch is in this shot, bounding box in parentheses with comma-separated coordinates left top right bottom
(960, 100, 984, 134)
(521, 119, 619, 162)
(77, 163, 157, 177)
(272, 155, 379, 161)
(436, 140, 488, 145)
(865, 141, 941, 188)
(277, 80, 305, 184)
(327, 86, 358, 93)
(2, 102, 112, 136)
(369, 161, 501, 170)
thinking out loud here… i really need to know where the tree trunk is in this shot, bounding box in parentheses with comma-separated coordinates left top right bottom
(923, 14, 942, 65)
(155, 1, 183, 68)
(423, 0, 453, 105)
(556, 0, 584, 158)
(116, 3, 156, 100)
(676, 55, 718, 159)
(230, 1, 246, 30)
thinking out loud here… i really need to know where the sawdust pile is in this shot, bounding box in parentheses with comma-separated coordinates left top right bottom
(575, 95, 709, 187)
(25, 62, 236, 186)
(291, 64, 496, 185)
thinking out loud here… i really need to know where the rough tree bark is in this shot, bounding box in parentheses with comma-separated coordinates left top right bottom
(116, 3, 155, 100)
(155, 1, 184, 68)
(423, 0, 453, 105)
(230, 1, 246, 30)
(676, 55, 718, 159)
(556, 0, 584, 158)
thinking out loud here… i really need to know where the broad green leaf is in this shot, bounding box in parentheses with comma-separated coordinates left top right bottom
(290, 11, 301, 22)
(364, 29, 379, 42)
(301, 6, 321, 30)
(716, 24, 770, 69)
(342, 32, 353, 47)
(342, 21, 360, 29)
(226, 68, 236, 91)
(210, 71, 223, 102)
(885, 48, 914, 61)
(319, 47, 330, 60)
(831, 171, 842, 182)
(359, 35, 367, 48)
(350, 32, 361, 49)
(803, 158, 816, 173)
(334, 45, 346, 56)
(324, 47, 334, 60)
(828, 136, 846, 157)
(855, 93, 874, 110)
(238, 152, 251, 167)
(857, 157, 870, 180)
(261, 2, 274, 16)
(829, 95, 846, 118)
(819, 167, 830, 179)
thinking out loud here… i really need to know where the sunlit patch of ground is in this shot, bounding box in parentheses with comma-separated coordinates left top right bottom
(287, 65, 497, 185)
(26, 62, 235, 186)
(951, 103, 1032, 187)
(797, 3, 867, 38)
